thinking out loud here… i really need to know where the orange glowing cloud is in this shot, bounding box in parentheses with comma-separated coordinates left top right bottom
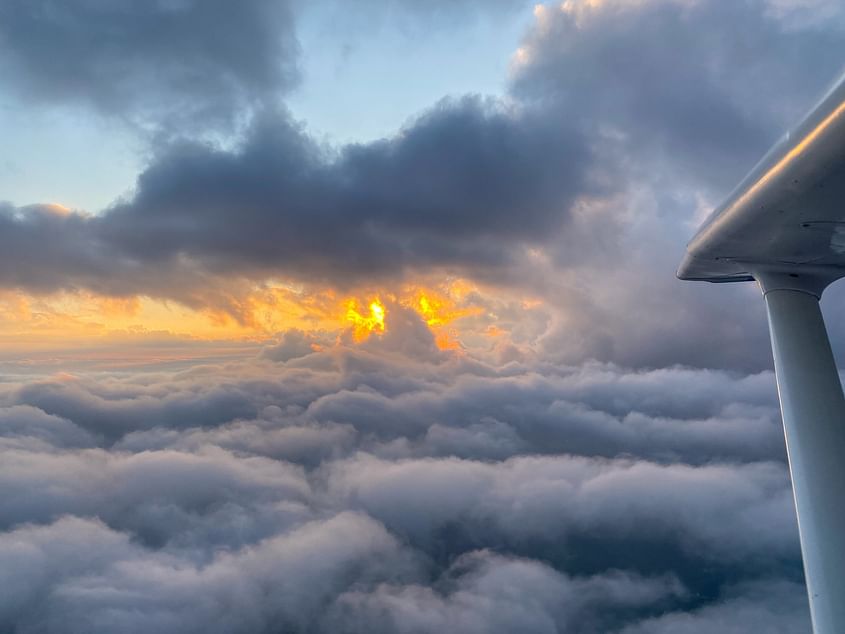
(345, 297, 387, 342)
(0, 276, 541, 365)
(401, 286, 483, 350)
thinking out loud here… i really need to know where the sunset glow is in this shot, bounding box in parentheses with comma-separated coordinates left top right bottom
(0, 277, 509, 362)
(345, 298, 387, 342)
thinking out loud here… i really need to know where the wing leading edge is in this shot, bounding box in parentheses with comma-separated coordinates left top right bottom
(678, 72, 845, 285)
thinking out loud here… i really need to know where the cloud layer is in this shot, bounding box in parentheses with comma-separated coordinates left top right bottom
(0, 338, 811, 632)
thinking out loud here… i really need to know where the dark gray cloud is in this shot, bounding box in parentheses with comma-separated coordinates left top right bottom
(0, 405, 96, 449)
(0, 0, 299, 129)
(0, 97, 590, 299)
(512, 0, 845, 191)
(619, 579, 811, 634)
(0, 513, 418, 634)
(103, 98, 588, 282)
(323, 453, 799, 568)
(327, 552, 684, 634)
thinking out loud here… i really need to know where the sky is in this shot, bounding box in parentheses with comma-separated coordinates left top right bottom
(2, 0, 845, 631)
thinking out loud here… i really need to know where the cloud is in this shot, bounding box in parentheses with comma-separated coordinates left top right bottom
(0, 444, 311, 548)
(261, 328, 322, 362)
(3, 0, 845, 370)
(619, 579, 811, 634)
(513, 0, 845, 190)
(324, 454, 799, 570)
(117, 419, 358, 469)
(329, 552, 684, 634)
(0, 0, 299, 129)
(0, 343, 812, 630)
(0, 512, 417, 634)
(7, 352, 787, 463)
(0, 97, 590, 300)
(0, 405, 96, 450)
(499, 0, 845, 370)
(11, 371, 263, 440)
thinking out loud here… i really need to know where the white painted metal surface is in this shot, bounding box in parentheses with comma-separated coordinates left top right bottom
(762, 281, 845, 634)
(678, 72, 845, 285)
(679, 71, 845, 634)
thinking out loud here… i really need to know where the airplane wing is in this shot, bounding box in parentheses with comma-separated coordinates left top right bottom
(678, 71, 845, 634)
(678, 75, 845, 292)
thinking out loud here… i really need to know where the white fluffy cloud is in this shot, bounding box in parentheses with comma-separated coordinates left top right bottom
(0, 343, 813, 631)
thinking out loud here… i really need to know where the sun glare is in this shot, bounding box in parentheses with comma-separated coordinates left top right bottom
(345, 298, 387, 342)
